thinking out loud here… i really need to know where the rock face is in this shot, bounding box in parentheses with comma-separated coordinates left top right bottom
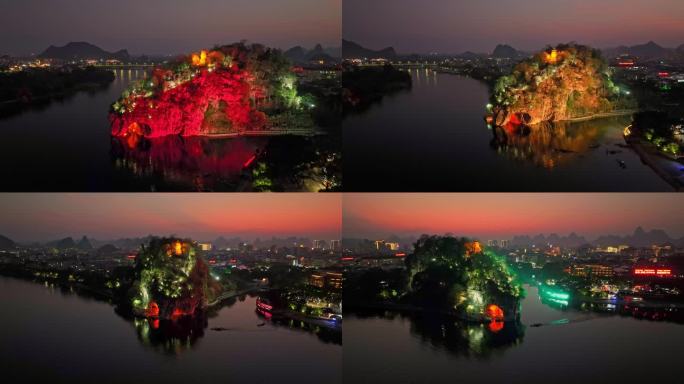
(491, 44, 630, 126)
(129, 238, 221, 320)
(110, 43, 310, 140)
(405, 236, 524, 322)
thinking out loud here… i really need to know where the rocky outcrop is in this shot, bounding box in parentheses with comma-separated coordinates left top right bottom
(129, 238, 221, 320)
(490, 44, 633, 126)
(110, 43, 310, 140)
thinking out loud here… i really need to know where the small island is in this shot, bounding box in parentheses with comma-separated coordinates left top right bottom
(110, 43, 317, 144)
(346, 235, 525, 326)
(128, 238, 221, 319)
(488, 43, 636, 127)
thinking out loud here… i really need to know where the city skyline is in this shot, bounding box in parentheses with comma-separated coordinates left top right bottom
(343, 0, 684, 53)
(0, 194, 341, 242)
(343, 193, 684, 240)
(1, 0, 341, 56)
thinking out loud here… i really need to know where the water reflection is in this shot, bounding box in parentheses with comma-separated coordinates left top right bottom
(264, 312, 343, 345)
(547, 298, 684, 324)
(130, 313, 208, 355)
(111, 135, 263, 190)
(119, 294, 341, 355)
(350, 309, 524, 358)
(490, 117, 630, 169)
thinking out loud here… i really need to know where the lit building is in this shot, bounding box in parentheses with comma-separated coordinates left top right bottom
(330, 240, 341, 251)
(198, 242, 212, 251)
(313, 240, 326, 250)
(567, 264, 614, 278)
(309, 271, 343, 289)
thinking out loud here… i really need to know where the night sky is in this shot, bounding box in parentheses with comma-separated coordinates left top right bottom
(343, 0, 684, 54)
(0, 194, 341, 242)
(343, 193, 684, 240)
(1, 0, 341, 56)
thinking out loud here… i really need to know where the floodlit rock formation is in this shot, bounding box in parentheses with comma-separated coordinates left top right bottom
(129, 238, 221, 320)
(110, 43, 313, 141)
(405, 236, 524, 322)
(490, 44, 632, 126)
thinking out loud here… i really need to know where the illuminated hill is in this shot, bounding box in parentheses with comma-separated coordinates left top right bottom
(406, 235, 524, 322)
(490, 44, 634, 126)
(129, 238, 221, 320)
(110, 43, 314, 143)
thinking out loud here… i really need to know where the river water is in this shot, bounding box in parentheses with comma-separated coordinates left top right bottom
(343, 69, 672, 191)
(0, 69, 324, 191)
(344, 284, 683, 384)
(0, 277, 341, 383)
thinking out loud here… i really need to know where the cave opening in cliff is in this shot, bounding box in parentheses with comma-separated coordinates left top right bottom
(146, 301, 160, 318)
(486, 304, 505, 320)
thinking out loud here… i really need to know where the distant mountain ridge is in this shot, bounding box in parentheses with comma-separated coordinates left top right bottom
(39, 42, 130, 61)
(601, 41, 683, 61)
(506, 227, 681, 248)
(345, 227, 684, 250)
(491, 44, 524, 58)
(342, 40, 397, 59)
(284, 43, 340, 64)
(0, 234, 15, 250)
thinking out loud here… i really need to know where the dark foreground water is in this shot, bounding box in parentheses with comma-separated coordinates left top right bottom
(343, 69, 671, 191)
(345, 285, 683, 384)
(0, 277, 341, 384)
(0, 69, 330, 191)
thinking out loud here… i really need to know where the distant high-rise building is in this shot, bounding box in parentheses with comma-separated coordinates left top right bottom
(385, 242, 400, 251)
(198, 242, 212, 251)
(330, 239, 341, 251)
(313, 240, 326, 250)
(487, 239, 499, 247)
(500, 240, 510, 248)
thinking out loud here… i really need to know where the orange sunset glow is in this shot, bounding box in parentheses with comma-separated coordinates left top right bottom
(343, 193, 684, 239)
(0, 194, 341, 241)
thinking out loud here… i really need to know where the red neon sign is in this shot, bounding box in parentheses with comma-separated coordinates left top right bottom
(658, 72, 670, 77)
(395, 253, 406, 257)
(340, 257, 354, 261)
(634, 268, 671, 276)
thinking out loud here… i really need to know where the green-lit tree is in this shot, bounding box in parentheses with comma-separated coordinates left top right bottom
(406, 235, 524, 320)
(129, 237, 221, 319)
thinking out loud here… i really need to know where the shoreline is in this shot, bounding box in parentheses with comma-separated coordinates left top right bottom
(115, 129, 325, 141)
(0, 82, 113, 107)
(626, 136, 683, 191)
(563, 109, 636, 123)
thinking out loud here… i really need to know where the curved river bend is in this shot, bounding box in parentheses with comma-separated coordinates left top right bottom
(343, 70, 671, 191)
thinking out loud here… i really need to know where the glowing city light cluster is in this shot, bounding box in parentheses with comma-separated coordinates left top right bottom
(634, 268, 672, 276)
